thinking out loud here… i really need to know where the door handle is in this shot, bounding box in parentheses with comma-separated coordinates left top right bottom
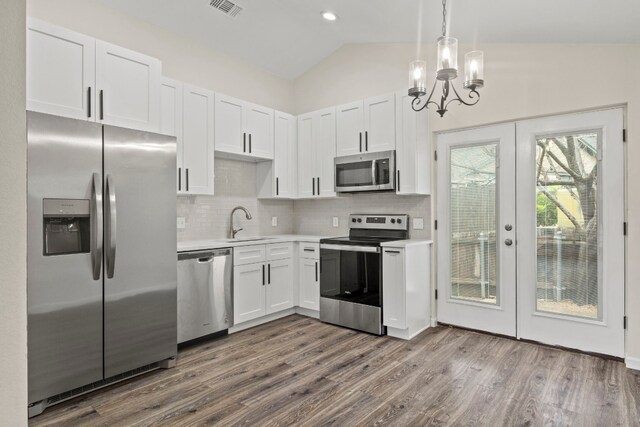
(315, 262, 318, 282)
(505, 224, 513, 231)
(243, 133, 246, 152)
(312, 177, 315, 196)
(317, 177, 320, 195)
(87, 87, 92, 118)
(249, 134, 252, 153)
(365, 131, 368, 151)
(276, 177, 279, 196)
(372, 161, 378, 186)
(90, 173, 102, 280)
(268, 263, 271, 284)
(186, 168, 189, 192)
(178, 167, 181, 191)
(262, 264, 265, 286)
(99, 90, 104, 120)
(385, 250, 401, 254)
(197, 256, 214, 263)
(359, 132, 362, 152)
(105, 174, 117, 279)
(397, 170, 400, 190)
(505, 239, 513, 246)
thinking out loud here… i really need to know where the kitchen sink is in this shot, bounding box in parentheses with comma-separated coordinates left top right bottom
(221, 237, 278, 243)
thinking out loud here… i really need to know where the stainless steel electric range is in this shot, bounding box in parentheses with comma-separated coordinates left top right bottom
(319, 214, 409, 335)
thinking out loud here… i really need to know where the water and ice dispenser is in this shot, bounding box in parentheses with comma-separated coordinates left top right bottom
(42, 199, 91, 256)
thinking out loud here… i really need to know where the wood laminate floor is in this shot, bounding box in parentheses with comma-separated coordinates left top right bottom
(30, 315, 640, 426)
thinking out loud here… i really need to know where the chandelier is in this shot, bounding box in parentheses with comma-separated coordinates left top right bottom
(408, 0, 484, 117)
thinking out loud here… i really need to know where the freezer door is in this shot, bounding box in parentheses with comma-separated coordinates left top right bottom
(103, 125, 177, 377)
(27, 112, 104, 403)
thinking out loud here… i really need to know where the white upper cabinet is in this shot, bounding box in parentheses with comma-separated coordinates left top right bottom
(160, 78, 183, 193)
(336, 101, 364, 156)
(95, 41, 161, 132)
(27, 19, 161, 133)
(395, 91, 431, 195)
(27, 18, 95, 121)
(297, 108, 336, 199)
(181, 84, 215, 195)
(160, 79, 214, 195)
(257, 111, 297, 199)
(336, 93, 395, 156)
(214, 94, 274, 160)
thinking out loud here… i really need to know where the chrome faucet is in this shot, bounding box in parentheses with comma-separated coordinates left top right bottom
(230, 206, 252, 239)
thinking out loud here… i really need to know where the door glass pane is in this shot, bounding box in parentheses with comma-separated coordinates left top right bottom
(535, 132, 600, 319)
(450, 143, 498, 305)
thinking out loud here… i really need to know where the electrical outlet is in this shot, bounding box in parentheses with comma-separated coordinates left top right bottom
(413, 217, 424, 230)
(333, 217, 339, 227)
(271, 216, 278, 227)
(177, 217, 186, 229)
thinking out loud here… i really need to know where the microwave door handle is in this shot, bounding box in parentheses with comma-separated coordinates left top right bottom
(105, 174, 117, 279)
(91, 173, 103, 280)
(372, 160, 378, 186)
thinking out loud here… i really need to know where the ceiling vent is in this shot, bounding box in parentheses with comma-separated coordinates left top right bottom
(209, 0, 243, 17)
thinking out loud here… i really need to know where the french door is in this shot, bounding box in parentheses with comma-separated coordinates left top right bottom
(436, 108, 625, 357)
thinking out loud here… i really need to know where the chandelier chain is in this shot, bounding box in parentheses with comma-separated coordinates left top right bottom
(441, 0, 447, 37)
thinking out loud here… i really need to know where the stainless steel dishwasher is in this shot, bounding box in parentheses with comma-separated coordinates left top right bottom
(177, 248, 233, 344)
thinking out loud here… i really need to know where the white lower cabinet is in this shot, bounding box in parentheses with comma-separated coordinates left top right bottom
(234, 263, 267, 324)
(382, 242, 432, 340)
(298, 251, 320, 311)
(233, 243, 294, 325)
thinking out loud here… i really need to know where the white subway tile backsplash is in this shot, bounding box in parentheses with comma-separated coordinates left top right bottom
(177, 158, 432, 242)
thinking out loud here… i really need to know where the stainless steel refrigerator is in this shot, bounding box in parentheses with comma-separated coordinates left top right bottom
(27, 112, 177, 415)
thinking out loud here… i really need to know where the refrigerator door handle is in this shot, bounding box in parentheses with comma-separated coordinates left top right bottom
(91, 172, 103, 280)
(105, 174, 117, 279)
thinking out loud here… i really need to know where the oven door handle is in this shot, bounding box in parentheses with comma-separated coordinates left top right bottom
(320, 244, 380, 253)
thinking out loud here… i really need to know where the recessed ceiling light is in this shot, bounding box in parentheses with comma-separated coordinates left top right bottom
(321, 11, 338, 21)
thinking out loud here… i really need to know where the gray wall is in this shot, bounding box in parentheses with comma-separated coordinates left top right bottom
(0, 0, 28, 424)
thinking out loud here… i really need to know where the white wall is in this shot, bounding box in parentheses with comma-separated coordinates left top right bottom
(294, 42, 640, 361)
(0, 0, 28, 424)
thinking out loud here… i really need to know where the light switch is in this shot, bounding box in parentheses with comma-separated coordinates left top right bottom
(177, 217, 186, 229)
(271, 216, 278, 227)
(413, 217, 424, 230)
(333, 217, 339, 227)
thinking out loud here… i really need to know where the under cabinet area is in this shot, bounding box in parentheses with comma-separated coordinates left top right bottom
(160, 78, 215, 195)
(214, 94, 274, 160)
(27, 18, 161, 132)
(382, 241, 432, 340)
(233, 243, 294, 325)
(336, 93, 396, 156)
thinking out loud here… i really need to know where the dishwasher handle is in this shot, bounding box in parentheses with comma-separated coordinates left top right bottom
(178, 248, 232, 261)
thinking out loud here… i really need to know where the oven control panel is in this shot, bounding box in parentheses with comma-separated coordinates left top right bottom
(349, 214, 409, 231)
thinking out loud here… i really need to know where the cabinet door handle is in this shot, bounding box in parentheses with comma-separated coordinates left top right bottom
(385, 250, 401, 254)
(186, 168, 189, 192)
(303, 248, 315, 252)
(365, 131, 368, 151)
(87, 87, 92, 118)
(268, 263, 271, 284)
(276, 177, 279, 196)
(397, 170, 400, 190)
(243, 133, 246, 152)
(312, 178, 315, 196)
(178, 167, 181, 191)
(99, 90, 104, 120)
(249, 134, 252, 153)
(262, 264, 266, 285)
(315, 262, 318, 282)
(359, 132, 362, 152)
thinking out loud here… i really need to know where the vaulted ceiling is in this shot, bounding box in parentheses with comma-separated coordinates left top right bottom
(94, 0, 640, 79)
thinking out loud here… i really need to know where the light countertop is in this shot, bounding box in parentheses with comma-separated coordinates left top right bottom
(177, 234, 329, 252)
(380, 239, 433, 248)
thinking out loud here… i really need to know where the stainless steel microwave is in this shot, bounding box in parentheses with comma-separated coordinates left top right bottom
(334, 150, 395, 193)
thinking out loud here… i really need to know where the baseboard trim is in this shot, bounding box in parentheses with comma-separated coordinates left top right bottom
(229, 308, 296, 334)
(295, 306, 319, 319)
(626, 356, 640, 371)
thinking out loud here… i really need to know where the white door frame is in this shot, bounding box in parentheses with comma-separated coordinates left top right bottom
(436, 123, 517, 337)
(515, 108, 625, 357)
